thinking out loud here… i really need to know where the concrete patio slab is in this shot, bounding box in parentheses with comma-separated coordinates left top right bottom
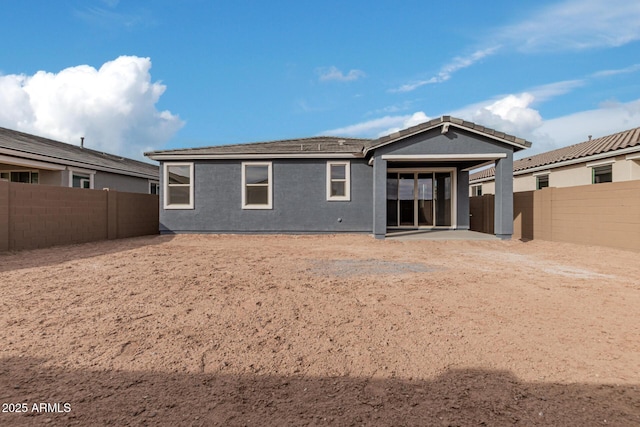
(385, 229, 500, 241)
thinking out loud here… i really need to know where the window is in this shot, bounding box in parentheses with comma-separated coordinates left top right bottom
(471, 185, 482, 196)
(536, 175, 549, 190)
(326, 161, 350, 201)
(149, 181, 160, 195)
(164, 163, 194, 209)
(1, 171, 39, 184)
(242, 162, 272, 209)
(72, 174, 90, 188)
(68, 169, 94, 189)
(592, 165, 612, 184)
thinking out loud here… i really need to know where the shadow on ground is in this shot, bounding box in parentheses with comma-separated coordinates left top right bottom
(1, 357, 637, 426)
(0, 235, 172, 273)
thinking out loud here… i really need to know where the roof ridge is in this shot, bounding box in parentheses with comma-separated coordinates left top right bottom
(148, 135, 372, 154)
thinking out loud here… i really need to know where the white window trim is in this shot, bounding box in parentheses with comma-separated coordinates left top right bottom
(591, 163, 613, 184)
(68, 168, 95, 189)
(326, 161, 351, 201)
(532, 170, 551, 177)
(163, 162, 194, 210)
(535, 174, 550, 190)
(149, 180, 160, 195)
(586, 159, 615, 168)
(242, 162, 272, 209)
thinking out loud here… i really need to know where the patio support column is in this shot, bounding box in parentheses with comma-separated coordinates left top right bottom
(373, 156, 387, 239)
(456, 169, 470, 229)
(494, 154, 514, 239)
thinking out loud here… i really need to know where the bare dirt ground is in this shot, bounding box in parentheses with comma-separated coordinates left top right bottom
(1, 234, 639, 426)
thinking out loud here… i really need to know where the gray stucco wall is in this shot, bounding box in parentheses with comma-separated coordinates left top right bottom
(374, 127, 514, 157)
(95, 171, 154, 194)
(160, 159, 373, 233)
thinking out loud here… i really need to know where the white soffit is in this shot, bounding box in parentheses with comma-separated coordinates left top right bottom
(380, 153, 507, 161)
(0, 154, 66, 171)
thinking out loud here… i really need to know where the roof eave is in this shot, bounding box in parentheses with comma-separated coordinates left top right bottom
(145, 152, 365, 161)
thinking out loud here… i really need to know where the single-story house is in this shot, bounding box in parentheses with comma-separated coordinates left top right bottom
(470, 125, 640, 195)
(0, 126, 159, 194)
(145, 116, 531, 239)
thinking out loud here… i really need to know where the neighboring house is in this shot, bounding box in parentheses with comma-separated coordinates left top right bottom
(0, 127, 159, 194)
(146, 116, 531, 239)
(470, 126, 640, 195)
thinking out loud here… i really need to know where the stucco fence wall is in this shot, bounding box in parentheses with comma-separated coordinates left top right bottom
(470, 180, 640, 251)
(0, 180, 159, 252)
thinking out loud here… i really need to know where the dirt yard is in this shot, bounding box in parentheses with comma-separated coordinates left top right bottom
(1, 234, 639, 426)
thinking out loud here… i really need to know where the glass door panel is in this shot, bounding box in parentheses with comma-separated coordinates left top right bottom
(386, 173, 398, 227)
(398, 173, 415, 226)
(435, 172, 452, 226)
(417, 173, 433, 226)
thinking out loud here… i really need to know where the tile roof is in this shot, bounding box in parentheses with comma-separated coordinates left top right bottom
(0, 127, 158, 179)
(469, 125, 640, 182)
(365, 116, 532, 153)
(146, 116, 532, 159)
(147, 136, 372, 157)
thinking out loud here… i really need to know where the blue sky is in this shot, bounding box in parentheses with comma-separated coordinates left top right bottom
(1, 0, 640, 161)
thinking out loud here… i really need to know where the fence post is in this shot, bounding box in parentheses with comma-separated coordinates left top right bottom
(106, 190, 118, 240)
(0, 180, 8, 251)
(533, 187, 553, 241)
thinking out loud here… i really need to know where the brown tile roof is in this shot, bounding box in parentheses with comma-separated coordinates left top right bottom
(469, 125, 640, 182)
(0, 127, 158, 179)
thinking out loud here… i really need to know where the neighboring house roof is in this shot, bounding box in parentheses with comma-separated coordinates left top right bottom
(146, 116, 532, 160)
(0, 127, 158, 179)
(470, 125, 640, 182)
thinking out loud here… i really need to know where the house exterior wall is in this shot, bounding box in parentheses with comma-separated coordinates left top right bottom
(159, 158, 373, 234)
(94, 170, 153, 194)
(513, 175, 535, 192)
(631, 159, 640, 179)
(375, 127, 515, 157)
(0, 160, 156, 192)
(39, 170, 66, 186)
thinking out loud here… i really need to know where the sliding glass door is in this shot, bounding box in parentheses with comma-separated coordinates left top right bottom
(387, 170, 453, 228)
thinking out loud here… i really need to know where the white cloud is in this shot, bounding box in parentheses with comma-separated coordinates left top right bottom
(0, 56, 183, 160)
(451, 91, 640, 156)
(317, 66, 365, 82)
(324, 112, 430, 138)
(527, 80, 586, 102)
(591, 63, 640, 78)
(391, 47, 499, 93)
(468, 93, 543, 138)
(497, 0, 640, 52)
(527, 98, 640, 155)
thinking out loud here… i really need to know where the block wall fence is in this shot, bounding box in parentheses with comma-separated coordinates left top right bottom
(0, 180, 159, 252)
(470, 180, 640, 252)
